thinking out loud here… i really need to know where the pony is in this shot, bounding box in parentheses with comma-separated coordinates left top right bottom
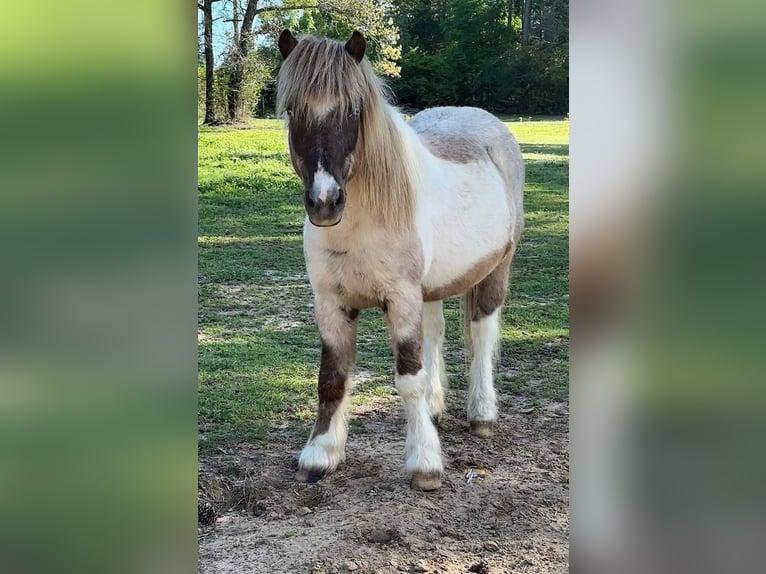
(276, 30, 524, 490)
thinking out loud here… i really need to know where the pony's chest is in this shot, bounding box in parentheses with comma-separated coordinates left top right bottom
(305, 249, 387, 307)
(304, 235, 424, 309)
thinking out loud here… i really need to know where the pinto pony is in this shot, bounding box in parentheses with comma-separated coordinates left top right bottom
(276, 30, 524, 490)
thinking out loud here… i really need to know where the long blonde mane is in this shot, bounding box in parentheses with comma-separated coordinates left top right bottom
(276, 35, 415, 229)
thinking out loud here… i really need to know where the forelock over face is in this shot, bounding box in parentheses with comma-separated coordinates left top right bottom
(276, 35, 376, 123)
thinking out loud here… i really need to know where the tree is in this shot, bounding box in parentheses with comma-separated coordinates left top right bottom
(226, 0, 258, 122)
(198, 0, 222, 125)
(391, 0, 567, 115)
(522, 0, 531, 45)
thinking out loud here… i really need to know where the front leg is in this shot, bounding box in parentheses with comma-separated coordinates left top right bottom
(386, 292, 444, 490)
(296, 298, 358, 483)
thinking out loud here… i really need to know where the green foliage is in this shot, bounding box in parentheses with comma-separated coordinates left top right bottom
(218, 50, 272, 119)
(256, 1, 402, 77)
(198, 117, 569, 449)
(201, 0, 567, 119)
(391, 0, 568, 114)
(198, 49, 275, 123)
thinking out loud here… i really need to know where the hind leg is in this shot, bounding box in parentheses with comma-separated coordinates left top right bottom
(423, 300, 447, 426)
(467, 309, 501, 437)
(467, 252, 513, 438)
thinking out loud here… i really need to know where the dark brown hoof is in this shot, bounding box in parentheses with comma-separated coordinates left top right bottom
(295, 467, 327, 483)
(410, 471, 442, 491)
(469, 421, 494, 438)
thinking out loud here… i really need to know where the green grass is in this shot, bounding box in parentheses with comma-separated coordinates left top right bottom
(198, 117, 568, 451)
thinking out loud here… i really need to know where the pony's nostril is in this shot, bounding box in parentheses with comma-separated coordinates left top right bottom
(306, 195, 317, 209)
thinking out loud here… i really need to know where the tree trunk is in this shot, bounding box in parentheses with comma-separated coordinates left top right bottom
(202, 0, 216, 124)
(232, 0, 240, 44)
(227, 0, 260, 123)
(522, 0, 531, 46)
(227, 64, 245, 122)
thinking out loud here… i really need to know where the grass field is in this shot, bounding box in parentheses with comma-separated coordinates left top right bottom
(198, 117, 568, 452)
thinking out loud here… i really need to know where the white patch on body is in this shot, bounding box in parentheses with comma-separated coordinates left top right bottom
(386, 111, 515, 290)
(417, 156, 512, 288)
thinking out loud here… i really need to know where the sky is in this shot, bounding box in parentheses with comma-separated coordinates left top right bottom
(198, 2, 294, 63)
(197, 2, 234, 61)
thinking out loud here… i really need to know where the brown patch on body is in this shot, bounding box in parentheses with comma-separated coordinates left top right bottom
(417, 133, 489, 164)
(423, 241, 514, 302)
(396, 338, 422, 375)
(313, 337, 353, 436)
(383, 289, 424, 354)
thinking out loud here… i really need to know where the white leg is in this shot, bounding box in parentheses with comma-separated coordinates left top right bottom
(386, 292, 443, 490)
(298, 394, 349, 477)
(396, 370, 444, 484)
(423, 300, 447, 423)
(467, 308, 500, 434)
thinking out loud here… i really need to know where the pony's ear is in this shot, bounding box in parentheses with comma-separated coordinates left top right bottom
(278, 29, 298, 59)
(345, 31, 366, 63)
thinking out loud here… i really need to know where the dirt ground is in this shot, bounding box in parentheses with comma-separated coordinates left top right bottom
(198, 385, 568, 574)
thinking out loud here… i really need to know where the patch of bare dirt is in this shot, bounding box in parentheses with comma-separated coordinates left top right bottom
(198, 391, 568, 573)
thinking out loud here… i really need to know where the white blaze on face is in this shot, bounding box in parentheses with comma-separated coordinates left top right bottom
(310, 99, 334, 120)
(313, 162, 338, 203)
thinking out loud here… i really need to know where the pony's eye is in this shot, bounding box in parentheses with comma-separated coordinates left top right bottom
(349, 108, 360, 118)
(286, 109, 294, 117)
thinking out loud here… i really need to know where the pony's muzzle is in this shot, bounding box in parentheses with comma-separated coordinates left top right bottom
(305, 182, 345, 227)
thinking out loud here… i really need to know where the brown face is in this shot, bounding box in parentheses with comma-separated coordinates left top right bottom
(286, 109, 361, 227)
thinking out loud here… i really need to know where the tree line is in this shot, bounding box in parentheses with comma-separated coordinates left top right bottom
(198, 0, 568, 124)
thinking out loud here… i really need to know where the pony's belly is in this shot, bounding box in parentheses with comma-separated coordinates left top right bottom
(422, 240, 512, 301)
